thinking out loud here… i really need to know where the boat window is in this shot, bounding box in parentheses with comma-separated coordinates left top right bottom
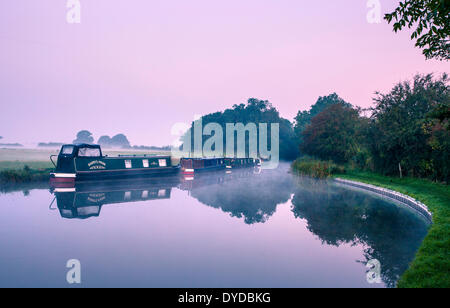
(77, 206, 100, 217)
(61, 145, 75, 155)
(158, 159, 167, 167)
(125, 160, 132, 168)
(124, 191, 131, 200)
(78, 147, 101, 157)
(142, 190, 149, 199)
(142, 159, 149, 168)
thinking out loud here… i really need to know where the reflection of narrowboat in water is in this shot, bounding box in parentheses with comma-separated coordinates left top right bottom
(50, 144, 180, 183)
(180, 157, 260, 174)
(51, 178, 180, 219)
(179, 167, 261, 191)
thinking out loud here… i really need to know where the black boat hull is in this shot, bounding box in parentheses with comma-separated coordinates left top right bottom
(75, 166, 181, 181)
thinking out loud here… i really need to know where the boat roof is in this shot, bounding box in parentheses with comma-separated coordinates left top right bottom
(181, 157, 254, 160)
(63, 143, 101, 148)
(62, 144, 171, 158)
(116, 154, 171, 158)
(181, 157, 224, 160)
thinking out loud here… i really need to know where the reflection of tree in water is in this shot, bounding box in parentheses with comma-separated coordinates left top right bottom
(188, 168, 295, 224)
(291, 177, 430, 288)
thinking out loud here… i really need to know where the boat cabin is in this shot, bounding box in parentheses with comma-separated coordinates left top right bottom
(54, 144, 103, 174)
(224, 158, 259, 169)
(180, 157, 260, 174)
(180, 157, 226, 174)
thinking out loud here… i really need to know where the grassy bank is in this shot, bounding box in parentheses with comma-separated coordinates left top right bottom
(292, 158, 345, 178)
(333, 170, 450, 288)
(0, 166, 51, 185)
(0, 161, 54, 170)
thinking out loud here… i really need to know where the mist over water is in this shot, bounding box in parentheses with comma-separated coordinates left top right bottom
(0, 163, 429, 287)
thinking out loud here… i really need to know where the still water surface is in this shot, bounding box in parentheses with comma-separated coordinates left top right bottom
(0, 164, 430, 288)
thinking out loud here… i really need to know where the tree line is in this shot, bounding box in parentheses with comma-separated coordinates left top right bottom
(295, 74, 449, 182)
(183, 98, 299, 160)
(188, 72, 448, 182)
(72, 130, 170, 151)
(72, 130, 132, 148)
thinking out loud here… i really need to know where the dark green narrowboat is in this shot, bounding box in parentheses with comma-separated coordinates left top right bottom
(50, 144, 180, 183)
(224, 158, 260, 170)
(180, 157, 260, 174)
(180, 157, 226, 174)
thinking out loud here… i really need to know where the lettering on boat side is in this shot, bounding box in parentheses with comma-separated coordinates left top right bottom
(178, 292, 271, 305)
(87, 193, 106, 203)
(66, 259, 81, 285)
(88, 160, 106, 170)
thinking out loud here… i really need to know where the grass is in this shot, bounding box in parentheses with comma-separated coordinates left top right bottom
(0, 161, 54, 170)
(0, 166, 52, 185)
(292, 158, 345, 178)
(333, 170, 450, 288)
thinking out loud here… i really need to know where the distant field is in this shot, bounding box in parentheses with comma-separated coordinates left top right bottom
(0, 148, 174, 170)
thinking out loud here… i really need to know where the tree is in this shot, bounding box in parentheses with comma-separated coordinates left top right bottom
(97, 136, 112, 147)
(424, 81, 450, 180)
(385, 0, 450, 61)
(368, 73, 449, 180)
(428, 95, 450, 130)
(73, 130, 94, 144)
(294, 93, 352, 147)
(183, 98, 299, 160)
(425, 121, 450, 181)
(301, 104, 364, 164)
(110, 134, 131, 148)
(98, 134, 131, 148)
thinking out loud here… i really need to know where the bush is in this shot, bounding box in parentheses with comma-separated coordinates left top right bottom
(292, 158, 345, 178)
(0, 167, 50, 185)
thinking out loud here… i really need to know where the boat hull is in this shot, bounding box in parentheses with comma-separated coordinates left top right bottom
(51, 166, 180, 183)
(181, 165, 226, 174)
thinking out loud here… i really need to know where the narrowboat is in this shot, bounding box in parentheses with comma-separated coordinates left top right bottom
(50, 144, 180, 183)
(224, 158, 260, 170)
(180, 157, 227, 174)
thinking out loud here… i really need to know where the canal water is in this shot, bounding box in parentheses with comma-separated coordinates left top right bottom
(0, 163, 430, 288)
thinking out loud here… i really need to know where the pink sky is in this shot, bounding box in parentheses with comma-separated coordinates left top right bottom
(0, 0, 448, 146)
